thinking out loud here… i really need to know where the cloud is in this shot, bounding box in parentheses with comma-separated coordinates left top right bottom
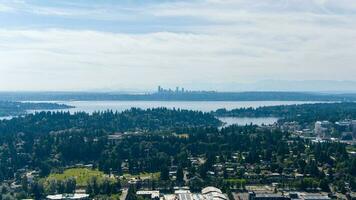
(0, 0, 355, 91)
(0, 3, 15, 12)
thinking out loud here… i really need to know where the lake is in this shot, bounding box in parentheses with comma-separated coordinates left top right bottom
(27, 100, 321, 113)
(22, 100, 319, 125)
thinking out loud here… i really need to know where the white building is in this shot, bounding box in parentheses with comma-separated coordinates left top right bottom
(352, 120, 356, 137)
(46, 194, 89, 200)
(201, 187, 228, 200)
(163, 187, 227, 200)
(136, 190, 160, 200)
(314, 121, 332, 139)
(175, 189, 193, 200)
(299, 193, 330, 200)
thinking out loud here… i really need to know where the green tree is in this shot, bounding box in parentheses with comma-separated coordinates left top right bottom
(160, 166, 169, 181)
(319, 179, 330, 192)
(176, 166, 184, 183)
(64, 178, 76, 194)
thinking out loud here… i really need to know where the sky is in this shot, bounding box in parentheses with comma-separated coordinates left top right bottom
(0, 0, 356, 91)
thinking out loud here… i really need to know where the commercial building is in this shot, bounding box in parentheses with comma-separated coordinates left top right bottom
(136, 190, 160, 200)
(314, 121, 332, 139)
(248, 192, 289, 200)
(352, 120, 356, 137)
(298, 193, 330, 200)
(161, 186, 227, 200)
(46, 194, 89, 200)
(202, 187, 228, 200)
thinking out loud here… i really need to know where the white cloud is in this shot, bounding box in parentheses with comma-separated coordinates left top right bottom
(0, 3, 15, 12)
(0, 0, 355, 91)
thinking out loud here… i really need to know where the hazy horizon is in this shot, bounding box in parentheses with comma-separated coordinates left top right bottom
(1, 0, 356, 91)
(1, 80, 356, 93)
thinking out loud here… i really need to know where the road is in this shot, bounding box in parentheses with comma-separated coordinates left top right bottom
(120, 188, 128, 200)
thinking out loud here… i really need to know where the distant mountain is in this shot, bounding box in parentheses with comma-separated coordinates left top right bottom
(203, 80, 356, 92)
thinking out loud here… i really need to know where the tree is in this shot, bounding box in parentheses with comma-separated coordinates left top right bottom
(47, 179, 57, 194)
(64, 178, 76, 194)
(30, 182, 44, 200)
(160, 166, 169, 181)
(189, 176, 204, 192)
(87, 177, 99, 196)
(100, 178, 111, 195)
(1, 194, 14, 200)
(126, 185, 137, 200)
(21, 176, 28, 193)
(319, 179, 330, 192)
(176, 166, 184, 183)
(56, 180, 65, 194)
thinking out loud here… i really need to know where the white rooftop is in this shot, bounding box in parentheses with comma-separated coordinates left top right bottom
(202, 187, 222, 195)
(46, 194, 89, 200)
(201, 187, 227, 200)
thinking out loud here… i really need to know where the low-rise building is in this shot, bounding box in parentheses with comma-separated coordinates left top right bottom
(248, 192, 289, 200)
(162, 186, 227, 200)
(176, 189, 193, 200)
(202, 186, 228, 200)
(107, 133, 123, 145)
(46, 194, 89, 200)
(136, 190, 160, 200)
(299, 193, 330, 200)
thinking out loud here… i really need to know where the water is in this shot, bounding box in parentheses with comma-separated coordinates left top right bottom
(23, 100, 319, 125)
(27, 100, 322, 114)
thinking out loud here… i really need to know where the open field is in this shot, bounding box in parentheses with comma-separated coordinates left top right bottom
(45, 168, 110, 186)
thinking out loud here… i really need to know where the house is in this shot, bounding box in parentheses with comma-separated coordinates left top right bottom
(25, 170, 39, 184)
(107, 133, 123, 145)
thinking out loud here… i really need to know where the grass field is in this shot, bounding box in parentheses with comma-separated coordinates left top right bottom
(45, 168, 110, 186)
(44, 168, 160, 187)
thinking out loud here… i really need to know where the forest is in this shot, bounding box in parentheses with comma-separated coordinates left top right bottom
(0, 101, 73, 117)
(0, 107, 354, 199)
(213, 102, 356, 124)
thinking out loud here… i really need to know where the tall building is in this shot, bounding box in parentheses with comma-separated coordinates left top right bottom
(352, 120, 356, 139)
(314, 121, 332, 139)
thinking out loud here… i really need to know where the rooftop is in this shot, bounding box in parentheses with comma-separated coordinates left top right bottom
(46, 194, 89, 200)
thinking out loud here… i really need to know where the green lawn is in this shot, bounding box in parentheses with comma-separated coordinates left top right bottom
(45, 168, 160, 187)
(46, 168, 110, 186)
(346, 145, 356, 152)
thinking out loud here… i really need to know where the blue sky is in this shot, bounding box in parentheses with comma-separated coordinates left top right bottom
(0, 0, 356, 91)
